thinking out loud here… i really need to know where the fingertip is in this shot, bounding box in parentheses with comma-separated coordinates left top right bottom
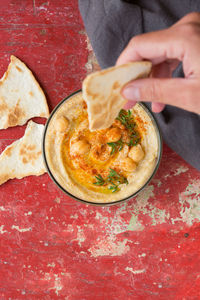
(152, 102, 166, 113)
(123, 100, 137, 110)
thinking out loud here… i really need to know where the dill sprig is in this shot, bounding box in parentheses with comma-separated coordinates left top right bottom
(107, 139, 124, 155)
(116, 109, 140, 147)
(116, 109, 136, 131)
(93, 168, 128, 193)
(93, 174, 105, 186)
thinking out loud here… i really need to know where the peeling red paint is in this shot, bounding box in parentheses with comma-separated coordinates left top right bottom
(0, 1, 200, 299)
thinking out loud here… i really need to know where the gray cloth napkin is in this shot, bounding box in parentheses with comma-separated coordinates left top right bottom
(79, 0, 200, 171)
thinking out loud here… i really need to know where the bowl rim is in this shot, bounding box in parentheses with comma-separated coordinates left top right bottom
(42, 89, 163, 207)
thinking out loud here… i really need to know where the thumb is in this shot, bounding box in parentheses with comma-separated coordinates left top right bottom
(122, 78, 199, 113)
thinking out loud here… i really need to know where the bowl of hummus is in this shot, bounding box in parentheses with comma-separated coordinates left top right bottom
(43, 90, 162, 206)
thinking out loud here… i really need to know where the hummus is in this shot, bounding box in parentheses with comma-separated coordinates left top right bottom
(44, 91, 160, 204)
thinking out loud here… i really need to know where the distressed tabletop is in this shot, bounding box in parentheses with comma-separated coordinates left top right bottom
(0, 1, 200, 299)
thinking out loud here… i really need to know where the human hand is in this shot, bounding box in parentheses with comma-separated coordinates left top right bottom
(116, 12, 200, 114)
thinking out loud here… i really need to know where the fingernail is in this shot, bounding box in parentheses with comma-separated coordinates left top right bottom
(123, 86, 140, 100)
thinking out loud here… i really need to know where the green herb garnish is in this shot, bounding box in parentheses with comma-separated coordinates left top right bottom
(93, 168, 128, 193)
(107, 168, 128, 192)
(107, 139, 124, 155)
(107, 135, 140, 152)
(128, 137, 141, 147)
(116, 110, 141, 147)
(116, 109, 135, 131)
(93, 174, 105, 186)
(108, 184, 119, 193)
(108, 168, 120, 178)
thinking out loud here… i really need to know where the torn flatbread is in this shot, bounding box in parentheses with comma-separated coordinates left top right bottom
(82, 61, 152, 131)
(0, 120, 46, 185)
(0, 55, 49, 129)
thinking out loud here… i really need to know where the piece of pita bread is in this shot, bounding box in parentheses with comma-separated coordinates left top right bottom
(0, 120, 46, 185)
(0, 55, 49, 129)
(82, 61, 152, 131)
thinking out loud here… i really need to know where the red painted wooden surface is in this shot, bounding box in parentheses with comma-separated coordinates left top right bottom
(0, 1, 200, 299)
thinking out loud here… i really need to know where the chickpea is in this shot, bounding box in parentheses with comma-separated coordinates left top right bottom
(70, 140, 90, 155)
(128, 144, 144, 163)
(117, 144, 129, 159)
(119, 157, 137, 172)
(106, 127, 121, 142)
(55, 116, 69, 132)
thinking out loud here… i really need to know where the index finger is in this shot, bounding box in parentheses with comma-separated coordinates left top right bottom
(116, 27, 185, 66)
